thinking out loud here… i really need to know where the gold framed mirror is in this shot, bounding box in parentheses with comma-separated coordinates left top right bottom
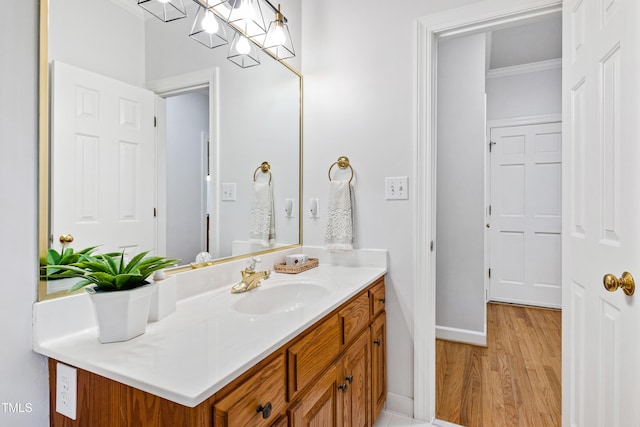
(38, 0, 303, 300)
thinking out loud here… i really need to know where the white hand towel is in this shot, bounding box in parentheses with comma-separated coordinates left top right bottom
(249, 182, 275, 247)
(325, 180, 353, 252)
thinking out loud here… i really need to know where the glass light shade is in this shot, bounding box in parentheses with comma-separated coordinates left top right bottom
(190, 6, 228, 49)
(263, 19, 295, 60)
(226, 0, 267, 39)
(227, 32, 260, 68)
(137, 0, 187, 22)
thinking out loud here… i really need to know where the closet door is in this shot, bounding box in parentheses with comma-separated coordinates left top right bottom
(489, 122, 562, 308)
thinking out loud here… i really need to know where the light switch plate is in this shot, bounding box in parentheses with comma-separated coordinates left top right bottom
(222, 183, 236, 201)
(385, 176, 409, 200)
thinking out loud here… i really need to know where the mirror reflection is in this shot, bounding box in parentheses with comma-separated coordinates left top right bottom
(43, 0, 301, 296)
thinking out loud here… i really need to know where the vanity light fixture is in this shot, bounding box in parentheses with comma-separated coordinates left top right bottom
(262, 4, 295, 60)
(189, 4, 229, 49)
(139, 0, 295, 67)
(227, 31, 261, 68)
(225, 0, 267, 39)
(137, 0, 187, 22)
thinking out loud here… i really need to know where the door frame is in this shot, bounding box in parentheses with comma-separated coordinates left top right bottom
(146, 68, 221, 259)
(414, 0, 562, 421)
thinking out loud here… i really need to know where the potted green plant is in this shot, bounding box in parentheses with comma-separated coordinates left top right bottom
(39, 245, 99, 281)
(51, 251, 179, 343)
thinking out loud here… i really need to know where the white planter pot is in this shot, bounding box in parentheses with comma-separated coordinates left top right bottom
(87, 283, 155, 343)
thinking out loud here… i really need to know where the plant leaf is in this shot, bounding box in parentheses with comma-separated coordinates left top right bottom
(123, 251, 150, 274)
(69, 279, 94, 292)
(47, 248, 61, 265)
(114, 273, 144, 290)
(99, 253, 119, 275)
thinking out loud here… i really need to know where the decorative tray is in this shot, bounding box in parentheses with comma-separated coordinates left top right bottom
(273, 258, 319, 274)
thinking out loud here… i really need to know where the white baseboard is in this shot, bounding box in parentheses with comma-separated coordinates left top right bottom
(385, 392, 414, 418)
(432, 419, 465, 427)
(435, 325, 487, 347)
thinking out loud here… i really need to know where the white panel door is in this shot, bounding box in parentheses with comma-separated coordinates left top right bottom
(563, 0, 640, 426)
(51, 61, 156, 257)
(489, 122, 562, 308)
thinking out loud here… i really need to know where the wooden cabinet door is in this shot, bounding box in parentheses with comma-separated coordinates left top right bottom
(271, 415, 288, 427)
(370, 312, 386, 423)
(340, 329, 370, 427)
(214, 354, 286, 427)
(368, 280, 385, 318)
(288, 314, 340, 401)
(289, 363, 341, 427)
(339, 293, 370, 347)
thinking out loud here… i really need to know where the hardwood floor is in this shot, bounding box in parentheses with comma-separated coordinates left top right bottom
(436, 303, 561, 427)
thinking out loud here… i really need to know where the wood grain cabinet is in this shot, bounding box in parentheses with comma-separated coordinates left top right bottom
(289, 362, 341, 426)
(338, 328, 371, 427)
(49, 278, 386, 427)
(213, 353, 286, 427)
(287, 314, 340, 401)
(371, 312, 386, 423)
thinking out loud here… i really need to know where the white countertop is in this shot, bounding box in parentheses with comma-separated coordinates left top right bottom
(33, 264, 385, 407)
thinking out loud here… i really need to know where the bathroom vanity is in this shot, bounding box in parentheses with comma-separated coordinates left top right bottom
(35, 256, 387, 427)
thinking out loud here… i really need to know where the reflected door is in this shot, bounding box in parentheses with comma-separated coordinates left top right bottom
(51, 61, 156, 257)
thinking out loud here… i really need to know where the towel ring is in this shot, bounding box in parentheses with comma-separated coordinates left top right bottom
(328, 156, 354, 183)
(253, 161, 272, 185)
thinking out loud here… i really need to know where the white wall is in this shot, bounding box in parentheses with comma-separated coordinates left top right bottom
(217, 64, 301, 257)
(0, 2, 49, 426)
(49, 0, 145, 86)
(435, 34, 487, 338)
(166, 92, 209, 263)
(301, 0, 486, 409)
(486, 67, 562, 120)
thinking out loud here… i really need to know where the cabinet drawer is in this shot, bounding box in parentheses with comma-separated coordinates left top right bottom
(369, 280, 385, 318)
(340, 292, 370, 346)
(214, 354, 286, 427)
(288, 314, 340, 400)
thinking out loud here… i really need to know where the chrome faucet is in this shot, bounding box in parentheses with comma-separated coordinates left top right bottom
(231, 257, 271, 293)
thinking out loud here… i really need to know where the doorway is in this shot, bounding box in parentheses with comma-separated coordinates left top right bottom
(164, 90, 211, 264)
(414, 0, 563, 421)
(434, 15, 562, 424)
(147, 68, 220, 262)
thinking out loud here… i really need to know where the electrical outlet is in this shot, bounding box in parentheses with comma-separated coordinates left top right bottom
(385, 176, 409, 200)
(222, 183, 236, 201)
(308, 198, 319, 218)
(56, 362, 77, 420)
(284, 198, 294, 217)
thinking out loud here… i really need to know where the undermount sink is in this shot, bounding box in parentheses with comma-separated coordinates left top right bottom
(232, 279, 331, 315)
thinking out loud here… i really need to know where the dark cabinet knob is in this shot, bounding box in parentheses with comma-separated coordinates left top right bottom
(379, 297, 385, 303)
(256, 402, 272, 419)
(345, 375, 353, 384)
(338, 383, 348, 393)
(374, 340, 381, 346)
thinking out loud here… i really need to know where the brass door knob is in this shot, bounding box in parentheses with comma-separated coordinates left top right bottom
(603, 272, 635, 296)
(59, 234, 74, 245)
